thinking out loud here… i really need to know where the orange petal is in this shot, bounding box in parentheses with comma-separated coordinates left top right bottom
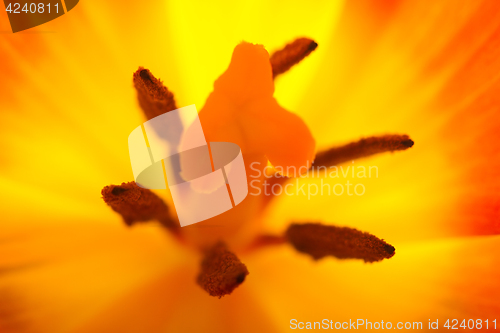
(274, 0, 500, 240)
(0, 223, 186, 333)
(70, 264, 280, 333)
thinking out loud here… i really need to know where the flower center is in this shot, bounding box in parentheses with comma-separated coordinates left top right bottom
(101, 38, 414, 297)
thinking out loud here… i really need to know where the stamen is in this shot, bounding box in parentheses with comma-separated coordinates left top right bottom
(314, 135, 414, 168)
(197, 242, 249, 298)
(101, 181, 178, 229)
(133, 67, 177, 120)
(286, 223, 395, 263)
(270, 38, 318, 77)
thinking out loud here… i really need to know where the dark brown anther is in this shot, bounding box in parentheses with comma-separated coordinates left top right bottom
(133, 67, 177, 120)
(286, 223, 395, 263)
(139, 69, 152, 81)
(401, 138, 415, 148)
(101, 181, 178, 229)
(197, 242, 249, 298)
(314, 134, 414, 168)
(111, 186, 128, 195)
(270, 38, 318, 77)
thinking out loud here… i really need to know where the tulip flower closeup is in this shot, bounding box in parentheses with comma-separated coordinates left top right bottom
(1, 0, 499, 332)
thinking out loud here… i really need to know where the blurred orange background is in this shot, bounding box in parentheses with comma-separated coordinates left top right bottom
(0, 0, 499, 332)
